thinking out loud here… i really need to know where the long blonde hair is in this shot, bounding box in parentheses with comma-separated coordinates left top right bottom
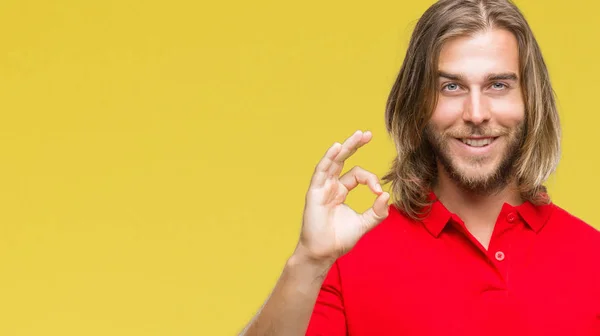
(382, 0, 561, 219)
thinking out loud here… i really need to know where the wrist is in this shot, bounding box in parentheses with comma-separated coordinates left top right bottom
(291, 243, 337, 269)
(283, 256, 332, 294)
(285, 246, 335, 286)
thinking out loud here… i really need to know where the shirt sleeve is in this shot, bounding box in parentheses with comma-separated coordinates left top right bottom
(305, 260, 347, 336)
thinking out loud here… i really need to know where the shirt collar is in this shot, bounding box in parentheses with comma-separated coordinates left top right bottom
(418, 191, 555, 237)
(514, 198, 555, 233)
(418, 192, 452, 238)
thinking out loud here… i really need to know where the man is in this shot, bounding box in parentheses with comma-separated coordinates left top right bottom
(241, 0, 600, 335)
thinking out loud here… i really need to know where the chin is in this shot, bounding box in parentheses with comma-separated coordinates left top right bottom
(458, 171, 495, 184)
(455, 158, 498, 175)
(451, 160, 501, 182)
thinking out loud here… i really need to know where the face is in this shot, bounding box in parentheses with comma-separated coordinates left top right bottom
(425, 29, 525, 194)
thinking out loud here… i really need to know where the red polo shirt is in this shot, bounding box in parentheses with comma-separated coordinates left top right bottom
(306, 196, 600, 335)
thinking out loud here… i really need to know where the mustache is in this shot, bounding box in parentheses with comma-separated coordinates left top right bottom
(444, 126, 509, 138)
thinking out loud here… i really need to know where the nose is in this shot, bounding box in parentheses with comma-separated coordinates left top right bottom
(462, 91, 491, 125)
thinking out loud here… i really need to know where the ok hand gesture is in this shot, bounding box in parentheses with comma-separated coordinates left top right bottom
(297, 130, 390, 263)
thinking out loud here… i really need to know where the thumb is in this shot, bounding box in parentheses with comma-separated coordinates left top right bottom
(359, 192, 390, 232)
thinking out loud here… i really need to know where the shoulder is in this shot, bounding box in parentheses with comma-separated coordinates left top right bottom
(546, 203, 600, 250)
(358, 204, 420, 244)
(338, 204, 426, 262)
(549, 203, 598, 233)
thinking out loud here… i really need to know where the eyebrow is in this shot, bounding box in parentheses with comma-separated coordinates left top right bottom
(438, 71, 464, 81)
(487, 72, 518, 81)
(438, 71, 519, 81)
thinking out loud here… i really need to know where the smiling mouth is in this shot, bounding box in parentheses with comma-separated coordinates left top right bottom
(459, 137, 498, 147)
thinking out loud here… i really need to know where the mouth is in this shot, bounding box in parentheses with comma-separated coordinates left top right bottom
(459, 137, 498, 148)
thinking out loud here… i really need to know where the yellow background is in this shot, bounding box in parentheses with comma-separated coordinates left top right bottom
(0, 0, 597, 334)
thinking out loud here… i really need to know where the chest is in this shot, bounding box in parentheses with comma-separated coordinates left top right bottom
(340, 235, 600, 336)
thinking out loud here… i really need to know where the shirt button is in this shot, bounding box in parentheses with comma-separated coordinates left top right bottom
(495, 251, 505, 261)
(507, 212, 517, 223)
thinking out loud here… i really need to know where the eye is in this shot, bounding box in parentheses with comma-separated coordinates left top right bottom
(491, 82, 508, 90)
(443, 83, 460, 91)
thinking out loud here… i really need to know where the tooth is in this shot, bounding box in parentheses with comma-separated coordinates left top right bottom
(462, 138, 492, 147)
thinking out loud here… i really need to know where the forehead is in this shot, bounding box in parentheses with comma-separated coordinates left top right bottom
(438, 29, 520, 78)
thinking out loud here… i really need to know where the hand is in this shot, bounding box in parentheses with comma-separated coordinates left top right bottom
(295, 130, 390, 264)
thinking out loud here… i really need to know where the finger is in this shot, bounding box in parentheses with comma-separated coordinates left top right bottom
(329, 130, 372, 176)
(334, 130, 372, 164)
(310, 142, 343, 188)
(338, 166, 382, 194)
(307, 176, 338, 205)
(360, 192, 390, 231)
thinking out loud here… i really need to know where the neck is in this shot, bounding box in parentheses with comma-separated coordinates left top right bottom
(432, 165, 523, 249)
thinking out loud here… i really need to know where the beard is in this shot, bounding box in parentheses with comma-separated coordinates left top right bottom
(424, 122, 525, 195)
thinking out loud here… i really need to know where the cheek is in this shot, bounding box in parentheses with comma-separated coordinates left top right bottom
(489, 95, 525, 126)
(431, 97, 463, 130)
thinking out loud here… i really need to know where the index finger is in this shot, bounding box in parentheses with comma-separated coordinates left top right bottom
(329, 130, 372, 175)
(309, 142, 343, 188)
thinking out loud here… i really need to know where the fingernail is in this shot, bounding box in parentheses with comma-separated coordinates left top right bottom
(376, 184, 382, 192)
